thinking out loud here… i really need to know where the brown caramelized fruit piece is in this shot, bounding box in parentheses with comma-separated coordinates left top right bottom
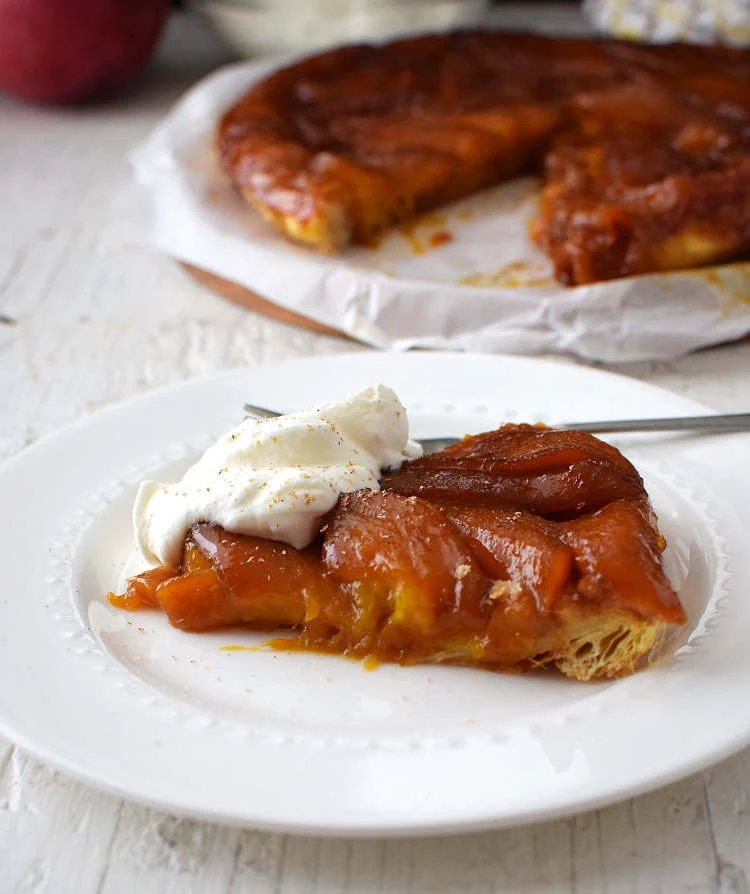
(109, 565, 176, 611)
(320, 490, 490, 662)
(320, 490, 556, 668)
(112, 526, 335, 633)
(109, 544, 227, 630)
(441, 505, 576, 612)
(560, 501, 685, 625)
(381, 425, 646, 517)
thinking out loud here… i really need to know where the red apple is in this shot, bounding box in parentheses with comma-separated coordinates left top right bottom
(0, 0, 170, 105)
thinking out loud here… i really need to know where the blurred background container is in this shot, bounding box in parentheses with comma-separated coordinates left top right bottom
(584, 0, 750, 44)
(191, 0, 490, 57)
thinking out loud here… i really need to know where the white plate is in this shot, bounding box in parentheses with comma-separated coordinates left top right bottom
(1, 352, 749, 836)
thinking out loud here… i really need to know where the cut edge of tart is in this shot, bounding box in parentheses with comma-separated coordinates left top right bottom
(553, 614, 669, 682)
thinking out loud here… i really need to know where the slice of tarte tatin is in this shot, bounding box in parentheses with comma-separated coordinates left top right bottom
(111, 423, 685, 681)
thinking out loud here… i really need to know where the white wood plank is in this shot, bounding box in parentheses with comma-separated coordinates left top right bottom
(97, 803, 239, 894)
(374, 827, 574, 894)
(619, 339, 750, 412)
(344, 839, 385, 893)
(311, 839, 355, 893)
(595, 777, 716, 894)
(407, 830, 552, 893)
(276, 836, 323, 893)
(0, 749, 120, 893)
(705, 754, 750, 894)
(228, 830, 287, 893)
(570, 811, 605, 893)
(590, 801, 640, 894)
(379, 838, 416, 892)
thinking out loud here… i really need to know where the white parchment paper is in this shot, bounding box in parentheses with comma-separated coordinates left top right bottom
(132, 59, 750, 363)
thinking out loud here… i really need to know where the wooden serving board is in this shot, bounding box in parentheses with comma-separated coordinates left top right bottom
(182, 263, 355, 341)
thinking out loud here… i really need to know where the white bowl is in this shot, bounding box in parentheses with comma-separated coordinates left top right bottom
(192, 0, 490, 58)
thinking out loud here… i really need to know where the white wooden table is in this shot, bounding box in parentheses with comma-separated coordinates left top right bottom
(2, 11, 750, 893)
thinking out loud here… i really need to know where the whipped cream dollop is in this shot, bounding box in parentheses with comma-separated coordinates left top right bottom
(134, 385, 422, 567)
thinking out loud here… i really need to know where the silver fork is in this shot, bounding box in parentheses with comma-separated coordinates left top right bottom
(242, 403, 750, 454)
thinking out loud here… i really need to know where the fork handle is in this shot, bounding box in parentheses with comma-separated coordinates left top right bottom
(559, 413, 750, 434)
(243, 404, 750, 438)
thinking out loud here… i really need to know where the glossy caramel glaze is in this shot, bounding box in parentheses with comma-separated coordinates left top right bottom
(217, 31, 750, 284)
(380, 425, 647, 517)
(111, 425, 685, 678)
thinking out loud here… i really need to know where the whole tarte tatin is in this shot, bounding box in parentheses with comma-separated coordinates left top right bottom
(217, 31, 750, 285)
